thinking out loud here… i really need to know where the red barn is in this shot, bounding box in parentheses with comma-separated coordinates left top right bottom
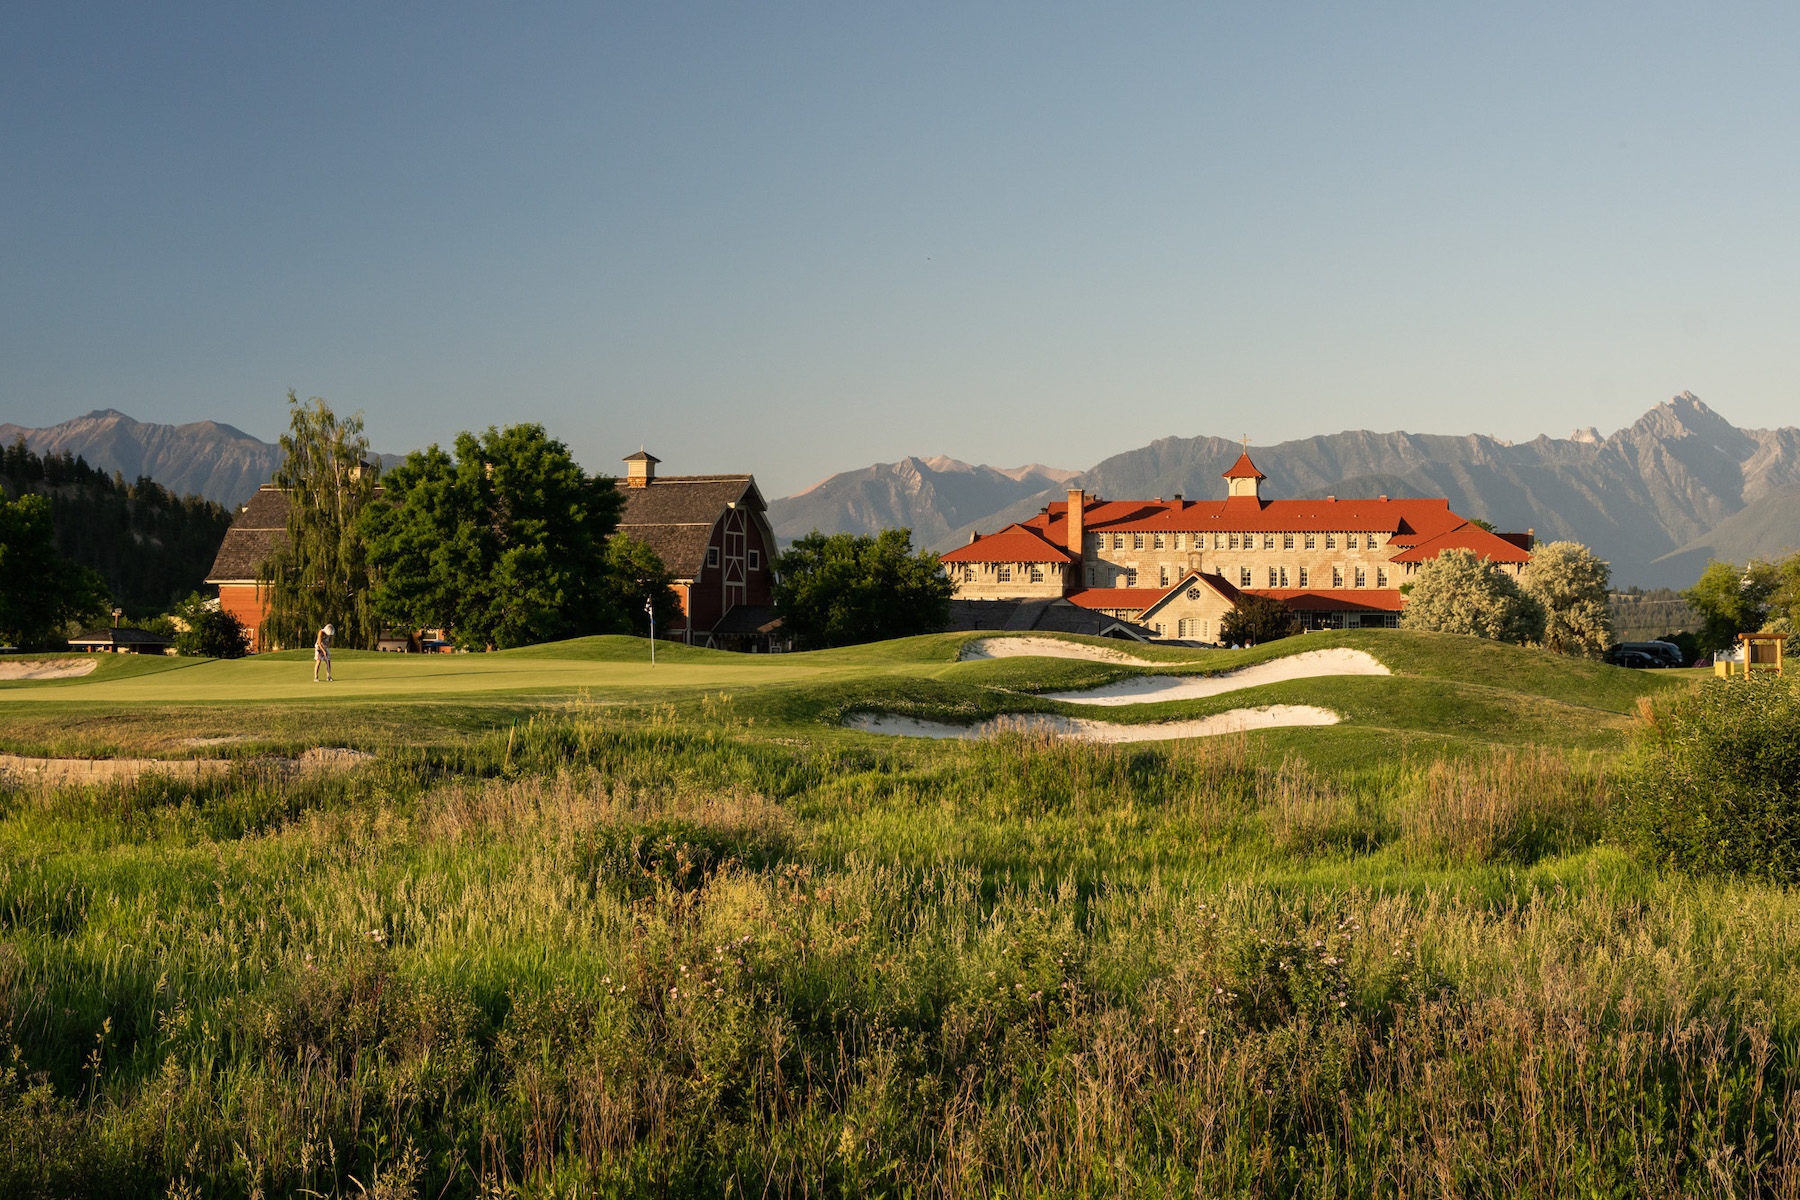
(615, 452, 783, 650)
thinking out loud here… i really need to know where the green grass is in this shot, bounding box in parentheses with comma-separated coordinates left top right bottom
(7, 629, 1774, 1198)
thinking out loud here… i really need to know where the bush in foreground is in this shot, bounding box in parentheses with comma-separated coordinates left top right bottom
(1618, 676, 1800, 881)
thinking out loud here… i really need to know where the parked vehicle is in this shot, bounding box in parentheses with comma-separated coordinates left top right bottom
(1608, 648, 1665, 669)
(1614, 640, 1684, 668)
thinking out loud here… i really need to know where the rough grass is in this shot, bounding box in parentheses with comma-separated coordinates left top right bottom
(0, 632, 1747, 1197)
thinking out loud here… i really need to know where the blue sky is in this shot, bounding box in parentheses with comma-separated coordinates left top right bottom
(3, 3, 1796, 495)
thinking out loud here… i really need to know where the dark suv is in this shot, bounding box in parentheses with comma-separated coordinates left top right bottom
(1609, 641, 1683, 668)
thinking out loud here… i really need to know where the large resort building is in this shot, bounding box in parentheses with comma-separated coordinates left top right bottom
(939, 450, 1531, 641)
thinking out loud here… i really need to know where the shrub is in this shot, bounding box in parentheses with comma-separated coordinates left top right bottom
(173, 607, 249, 658)
(1617, 676, 1800, 880)
(1219, 594, 1298, 645)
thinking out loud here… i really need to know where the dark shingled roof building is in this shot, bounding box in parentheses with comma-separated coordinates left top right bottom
(205, 485, 291, 650)
(205, 453, 783, 651)
(617, 451, 781, 650)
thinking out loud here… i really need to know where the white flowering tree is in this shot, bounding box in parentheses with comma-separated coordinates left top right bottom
(1400, 548, 1545, 645)
(1521, 540, 1615, 658)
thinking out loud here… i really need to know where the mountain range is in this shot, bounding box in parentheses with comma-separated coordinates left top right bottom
(766, 393, 1800, 588)
(6, 394, 1797, 587)
(0, 409, 402, 510)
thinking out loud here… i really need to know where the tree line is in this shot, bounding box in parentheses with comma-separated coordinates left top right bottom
(0, 438, 234, 618)
(260, 396, 954, 653)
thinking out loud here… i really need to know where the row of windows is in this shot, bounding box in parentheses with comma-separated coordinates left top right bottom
(1092, 531, 1384, 552)
(1082, 564, 1390, 589)
(958, 563, 1048, 584)
(704, 547, 761, 570)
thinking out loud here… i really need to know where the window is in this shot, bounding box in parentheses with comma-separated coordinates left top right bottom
(707, 546, 720, 568)
(1263, 534, 1276, 550)
(1283, 533, 1294, 549)
(1214, 533, 1224, 549)
(1029, 565, 1044, 583)
(748, 549, 761, 571)
(1125, 568, 1138, 587)
(1279, 566, 1289, 587)
(1332, 567, 1344, 587)
(1376, 568, 1387, 588)
(1354, 567, 1366, 587)
(1172, 534, 1183, 550)
(1239, 567, 1252, 587)
(1268, 567, 1279, 587)
(1155, 622, 1165, 636)
(1113, 534, 1125, 550)
(1346, 534, 1359, 550)
(1087, 566, 1097, 586)
(1325, 534, 1336, 549)
(997, 565, 1012, 582)
(1299, 567, 1309, 588)
(1304, 534, 1316, 550)
(1153, 534, 1164, 550)
(1159, 566, 1169, 587)
(1133, 533, 1145, 550)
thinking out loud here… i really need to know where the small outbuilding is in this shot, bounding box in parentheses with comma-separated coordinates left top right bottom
(68, 626, 172, 655)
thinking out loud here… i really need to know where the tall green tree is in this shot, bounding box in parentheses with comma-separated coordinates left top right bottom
(261, 394, 380, 649)
(1520, 540, 1615, 658)
(1683, 559, 1779, 654)
(604, 534, 683, 636)
(0, 493, 110, 649)
(774, 529, 952, 650)
(1400, 549, 1545, 644)
(360, 424, 625, 649)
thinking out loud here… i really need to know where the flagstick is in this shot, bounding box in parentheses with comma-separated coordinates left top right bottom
(646, 596, 656, 665)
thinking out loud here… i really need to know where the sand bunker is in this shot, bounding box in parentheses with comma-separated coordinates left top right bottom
(0, 658, 98, 681)
(0, 746, 375, 786)
(1045, 648, 1388, 706)
(845, 705, 1339, 743)
(960, 636, 1155, 664)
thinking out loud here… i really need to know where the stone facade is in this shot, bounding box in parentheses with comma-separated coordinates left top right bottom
(939, 451, 1530, 640)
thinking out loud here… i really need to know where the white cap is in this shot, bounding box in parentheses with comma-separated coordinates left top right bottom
(323, 624, 334, 636)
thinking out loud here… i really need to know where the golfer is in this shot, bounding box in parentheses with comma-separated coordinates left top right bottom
(313, 623, 334, 682)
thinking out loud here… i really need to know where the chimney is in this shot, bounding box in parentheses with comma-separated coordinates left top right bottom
(622, 449, 660, 489)
(968, 530, 980, 545)
(1066, 488, 1085, 556)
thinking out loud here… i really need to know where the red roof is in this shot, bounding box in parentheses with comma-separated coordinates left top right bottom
(1026, 495, 1465, 539)
(1251, 588, 1407, 612)
(938, 523, 1074, 564)
(1065, 588, 1172, 610)
(1388, 525, 1531, 564)
(1222, 452, 1266, 480)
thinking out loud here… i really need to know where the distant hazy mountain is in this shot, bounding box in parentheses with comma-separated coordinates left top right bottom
(771, 394, 1800, 588)
(769, 456, 1079, 549)
(0, 409, 404, 510)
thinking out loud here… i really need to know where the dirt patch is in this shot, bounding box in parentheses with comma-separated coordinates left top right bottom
(0, 659, 98, 681)
(844, 705, 1340, 742)
(1045, 648, 1389, 706)
(0, 746, 376, 786)
(960, 636, 1157, 664)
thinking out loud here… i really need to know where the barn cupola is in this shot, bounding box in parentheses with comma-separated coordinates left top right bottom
(623, 449, 660, 489)
(1222, 448, 1266, 502)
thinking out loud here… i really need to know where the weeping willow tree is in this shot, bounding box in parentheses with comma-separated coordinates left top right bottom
(259, 392, 380, 649)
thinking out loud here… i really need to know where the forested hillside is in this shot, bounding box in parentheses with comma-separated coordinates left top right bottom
(0, 438, 233, 618)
